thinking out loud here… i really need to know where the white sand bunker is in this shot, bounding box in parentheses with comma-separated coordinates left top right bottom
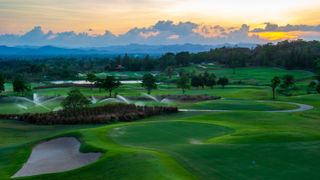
(13, 137, 101, 178)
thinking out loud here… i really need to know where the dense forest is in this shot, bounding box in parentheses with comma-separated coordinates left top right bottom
(0, 40, 320, 81)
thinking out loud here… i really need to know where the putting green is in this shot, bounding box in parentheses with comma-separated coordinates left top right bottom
(109, 121, 233, 148)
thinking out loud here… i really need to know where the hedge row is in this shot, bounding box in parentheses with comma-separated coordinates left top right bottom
(34, 83, 94, 89)
(2, 104, 178, 125)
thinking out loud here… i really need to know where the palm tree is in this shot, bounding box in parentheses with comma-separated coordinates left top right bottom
(271, 76, 281, 99)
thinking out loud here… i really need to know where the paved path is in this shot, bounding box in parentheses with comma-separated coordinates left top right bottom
(180, 101, 313, 113)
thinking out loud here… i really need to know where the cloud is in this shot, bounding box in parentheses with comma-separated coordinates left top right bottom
(252, 23, 320, 32)
(2, 21, 319, 47)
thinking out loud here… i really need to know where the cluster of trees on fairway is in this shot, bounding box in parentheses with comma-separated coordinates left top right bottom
(2, 40, 320, 82)
(0, 75, 31, 95)
(304, 59, 320, 94)
(18, 103, 178, 125)
(12, 77, 31, 95)
(86, 73, 159, 95)
(142, 73, 157, 94)
(176, 71, 229, 94)
(190, 72, 229, 89)
(270, 74, 320, 98)
(95, 76, 121, 97)
(85, 71, 229, 96)
(62, 88, 91, 110)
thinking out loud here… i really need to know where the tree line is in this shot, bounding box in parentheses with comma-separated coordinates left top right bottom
(1, 40, 320, 82)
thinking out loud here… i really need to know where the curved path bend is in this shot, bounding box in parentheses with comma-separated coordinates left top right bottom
(180, 101, 314, 113)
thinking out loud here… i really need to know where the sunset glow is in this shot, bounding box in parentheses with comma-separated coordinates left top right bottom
(253, 32, 299, 41)
(0, 0, 320, 46)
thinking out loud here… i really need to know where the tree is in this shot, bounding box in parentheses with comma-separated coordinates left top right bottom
(205, 73, 216, 88)
(229, 50, 239, 74)
(217, 77, 229, 88)
(282, 74, 295, 89)
(271, 76, 281, 99)
(315, 58, 320, 81)
(97, 76, 121, 97)
(0, 74, 4, 95)
(142, 73, 157, 94)
(307, 81, 317, 94)
(177, 74, 190, 94)
(165, 66, 174, 79)
(86, 73, 97, 90)
(175, 52, 191, 66)
(159, 53, 176, 70)
(86, 73, 97, 83)
(13, 77, 30, 95)
(317, 84, 320, 94)
(191, 75, 204, 88)
(62, 88, 91, 111)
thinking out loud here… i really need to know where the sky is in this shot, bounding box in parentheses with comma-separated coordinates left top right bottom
(1, 0, 320, 47)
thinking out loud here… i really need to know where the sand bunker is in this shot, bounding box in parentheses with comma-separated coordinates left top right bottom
(13, 137, 101, 178)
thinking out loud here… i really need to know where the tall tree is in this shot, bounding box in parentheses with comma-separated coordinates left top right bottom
(86, 73, 97, 90)
(217, 77, 229, 88)
(13, 77, 30, 95)
(282, 74, 295, 88)
(271, 76, 281, 99)
(159, 53, 176, 70)
(205, 73, 216, 89)
(165, 66, 174, 79)
(175, 52, 191, 66)
(191, 75, 204, 88)
(62, 88, 91, 111)
(97, 76, 121, 97)
(0, 74, 4, 95)
(177, 74, 190, 94)
(142, 73, 157, 94)
(86, 73, 97, 83)
(315, 58, 320, 81)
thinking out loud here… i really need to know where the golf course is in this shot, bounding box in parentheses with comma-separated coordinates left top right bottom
(2, 1, 320, 179)
(1, 63, 320, 180)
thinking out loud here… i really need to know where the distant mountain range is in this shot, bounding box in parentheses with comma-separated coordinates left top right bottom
(0, 43, 257, 56)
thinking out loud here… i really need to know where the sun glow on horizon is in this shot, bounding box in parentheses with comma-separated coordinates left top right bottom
(253, 32, 299, 41)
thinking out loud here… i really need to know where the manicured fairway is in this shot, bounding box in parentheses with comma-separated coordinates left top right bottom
(0, 80, 319, 179)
